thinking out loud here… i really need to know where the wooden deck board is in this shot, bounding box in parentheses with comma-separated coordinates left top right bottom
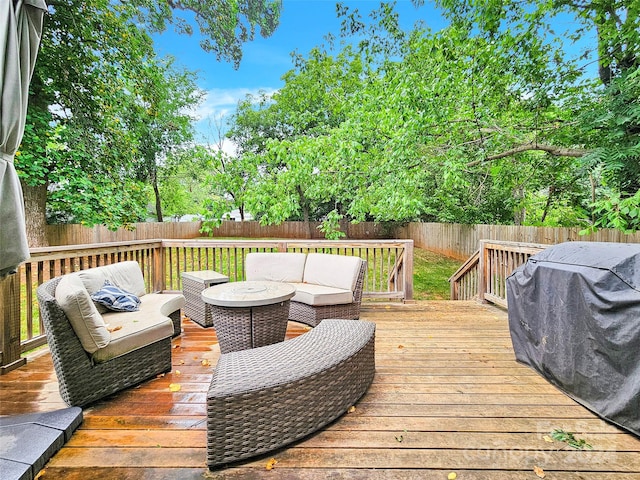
(1, 300, 638, 479)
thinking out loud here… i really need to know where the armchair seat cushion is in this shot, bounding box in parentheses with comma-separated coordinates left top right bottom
(95, 304, 174, 363)
(290, 283, 353, 306)
(142, 293, 186, 317)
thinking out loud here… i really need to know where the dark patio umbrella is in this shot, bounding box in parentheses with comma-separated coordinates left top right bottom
(0, 0, 47, 278)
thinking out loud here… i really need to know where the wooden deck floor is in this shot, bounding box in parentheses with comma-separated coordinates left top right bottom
(1, 301, 639, 479)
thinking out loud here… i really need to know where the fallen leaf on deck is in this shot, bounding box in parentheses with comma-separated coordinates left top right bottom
(395, 435, 403, 442)
(448, 473, 457, 480)
(175, 370, 181, 375)
(348, 406, 356, 413)
(542, 435, 554, 443)
(533, 466, 546, 478)
(107, 325, 122, 332)
(265, 458, 278, 470)
(179, 360, 185, 365)
(550, 428, 593, 450)
(201, 359, 210, 366)
(169, 383, 181, 392)
(398, 345, 404, 349)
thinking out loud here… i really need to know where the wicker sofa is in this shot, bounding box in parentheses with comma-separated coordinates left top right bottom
(36, 261, 185, 407)
(206, 319, 376, 468)
(245, 252, 367, 327)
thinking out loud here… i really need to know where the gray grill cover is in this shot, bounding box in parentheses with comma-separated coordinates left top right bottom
(506, 242, 640, 436)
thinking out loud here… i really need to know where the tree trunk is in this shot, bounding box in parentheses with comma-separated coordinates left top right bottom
(153, 179, 163, 222)
(513, 185, 526, 225)
(540, 185, 556, 224)
(296, 185, 312, 238)
(21, 180, 49, 247)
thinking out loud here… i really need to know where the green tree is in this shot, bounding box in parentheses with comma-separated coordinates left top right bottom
(18, 0, 282, 246)
(130, 0, 282, 67)
(128, 58, 203, 222)
(430, 0, 640, 230)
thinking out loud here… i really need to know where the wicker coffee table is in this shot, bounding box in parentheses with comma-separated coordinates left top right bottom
(201, 281, 296, 353)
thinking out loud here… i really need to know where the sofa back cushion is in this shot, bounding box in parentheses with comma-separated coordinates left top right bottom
(72, 261, 147, 298)
(245, 252, 306, 283)
(55, 274, 111, 354)
(303, 254, 363, 291)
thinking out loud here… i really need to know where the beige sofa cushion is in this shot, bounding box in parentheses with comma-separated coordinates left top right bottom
(94, 303, 174, 363)
(55, 275, 111, 354)
(72, 261, 147, 298)
(141, 293, 186, 316)
(290, 283, 353, 306)
(245, 252, 306, 283)
(303, 254, 362, 291)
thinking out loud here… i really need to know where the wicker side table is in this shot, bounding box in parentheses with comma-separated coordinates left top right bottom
(181, 270, 229, 327)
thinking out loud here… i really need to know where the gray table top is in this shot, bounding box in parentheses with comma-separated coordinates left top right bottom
(181, 270, 229, 284)
(201, 280, 296, 307)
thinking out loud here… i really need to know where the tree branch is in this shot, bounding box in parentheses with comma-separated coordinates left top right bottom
(466, 143, 588, 167)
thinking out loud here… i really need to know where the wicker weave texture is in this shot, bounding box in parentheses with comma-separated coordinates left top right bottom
(206, 319, 376, 468)
(37, 277, 173, 407)
(182, 277, 214, 327)
(210, 301, 290, 354)
(289, 261, 367, 327)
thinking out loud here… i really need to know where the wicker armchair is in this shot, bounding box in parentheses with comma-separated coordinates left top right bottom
(289, 261, 367, 327)
(37, 277, 173, 407)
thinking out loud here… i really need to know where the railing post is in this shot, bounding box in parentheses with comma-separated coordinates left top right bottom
(477, 240, 488, 304)
(403, 240, 414, 302)
(152, 242, 165, 293)
(0, 273, 26, 374)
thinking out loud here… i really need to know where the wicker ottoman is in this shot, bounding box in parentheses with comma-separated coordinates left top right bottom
(181, 270, 229, 327)
(207, 319, 376, 468)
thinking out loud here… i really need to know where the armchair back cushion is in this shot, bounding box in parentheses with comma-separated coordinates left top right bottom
(73, 261, 147, 298)
(245, 252, 306, 283)
(303, 253, 363, 291)
(55, 274, 111, 353)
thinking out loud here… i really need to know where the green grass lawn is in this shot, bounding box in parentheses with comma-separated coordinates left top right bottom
(413, 248, 462, 300)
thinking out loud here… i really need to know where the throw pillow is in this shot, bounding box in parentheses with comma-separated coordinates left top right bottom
(91, 280, 141, 312)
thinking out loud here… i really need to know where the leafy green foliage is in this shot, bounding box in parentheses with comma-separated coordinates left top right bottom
(16, 0, 281, 241)
(130, 0, 282, 67)
(550, 429, 593, 450)
(218, 0, 639, 233)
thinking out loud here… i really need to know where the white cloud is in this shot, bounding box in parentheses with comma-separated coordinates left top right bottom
(195, 87, 278, 122)
(193, 87, 278, 142)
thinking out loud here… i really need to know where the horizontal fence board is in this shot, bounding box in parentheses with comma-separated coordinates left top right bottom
(399, 223, 640, 260)
(45, 221, 391, 246)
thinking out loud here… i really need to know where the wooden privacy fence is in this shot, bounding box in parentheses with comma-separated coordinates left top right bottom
(0, 239, 413, 373)
(449, 240, 546, 307)
(44, 221, 392, 246)
(399, 222, 640, 260)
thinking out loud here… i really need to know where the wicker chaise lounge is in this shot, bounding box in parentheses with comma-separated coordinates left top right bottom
(207, 319, 376, 468)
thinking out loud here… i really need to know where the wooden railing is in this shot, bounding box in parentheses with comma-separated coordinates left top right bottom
(450, 240, 546, 307)
(0, 239, 413, 373)
(448, 250, 480, 301)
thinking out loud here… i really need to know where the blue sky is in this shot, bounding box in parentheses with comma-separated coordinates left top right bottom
(152, 1, 596, 146)
(153, 1, 445, 144)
